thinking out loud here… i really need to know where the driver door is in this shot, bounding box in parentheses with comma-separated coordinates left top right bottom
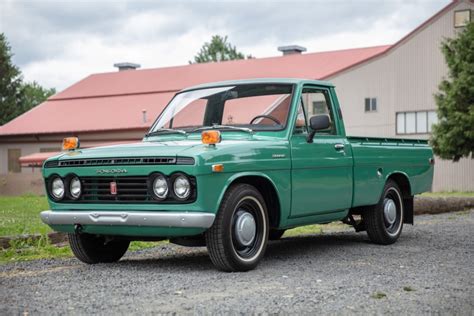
(290, 86, 353, 218)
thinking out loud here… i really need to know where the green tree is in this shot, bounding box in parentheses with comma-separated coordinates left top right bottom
(20, 81, 55, 114)
(0, 33, 55, 125)
(431, 22, 474, 161)
(190, 35, 252, 64)
(0, 33, 23, 125)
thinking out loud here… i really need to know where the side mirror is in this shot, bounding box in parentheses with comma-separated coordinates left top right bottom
(307, 114, 330, 143)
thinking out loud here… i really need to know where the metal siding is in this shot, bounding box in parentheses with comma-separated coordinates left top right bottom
(432, 157, 474, 192)
(329, 0, 474, 192)
(330, 53, 395, 137)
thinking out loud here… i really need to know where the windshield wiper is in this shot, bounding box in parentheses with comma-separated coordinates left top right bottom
(145, 128, 187, 137)
(191, 125, 253, 133)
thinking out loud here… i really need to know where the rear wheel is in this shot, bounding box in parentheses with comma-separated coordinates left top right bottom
(364, 180, 404, 245)
(205, 184, 269, 272)
(68, 233, 130, 264)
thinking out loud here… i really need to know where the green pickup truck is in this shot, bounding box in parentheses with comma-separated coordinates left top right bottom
(40, 79, 434, 271)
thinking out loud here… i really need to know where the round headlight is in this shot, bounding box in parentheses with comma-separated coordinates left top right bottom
(152, 174, 168, 199)
(51, 177, 65, 200)
(173, 175, 191, 200)
(70, 177, 82, 199)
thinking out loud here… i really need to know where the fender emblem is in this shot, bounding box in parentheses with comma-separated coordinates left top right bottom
(272, 154, 286, 159)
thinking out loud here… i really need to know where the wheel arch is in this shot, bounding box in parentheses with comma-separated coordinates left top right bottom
(386, 172, 412, 197)
(218, 172, 282, 229)
(386, 171, 414, 224)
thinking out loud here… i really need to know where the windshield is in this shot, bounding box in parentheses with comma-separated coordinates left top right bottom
(149, 83, 294, 133)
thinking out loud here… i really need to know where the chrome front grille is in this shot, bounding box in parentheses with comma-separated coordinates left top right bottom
(80, 176, 149, 202)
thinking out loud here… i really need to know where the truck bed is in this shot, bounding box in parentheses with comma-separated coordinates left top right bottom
(348, 136, 433, 208)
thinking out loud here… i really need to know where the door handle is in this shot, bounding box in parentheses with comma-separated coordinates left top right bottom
(334, 143, 345, 151)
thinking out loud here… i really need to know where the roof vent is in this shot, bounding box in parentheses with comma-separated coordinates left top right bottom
(277, 45, 307, 55)
(113, 62, 141, 71)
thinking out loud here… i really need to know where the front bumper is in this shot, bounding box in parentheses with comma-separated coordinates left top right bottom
(40, 210, 215, 229)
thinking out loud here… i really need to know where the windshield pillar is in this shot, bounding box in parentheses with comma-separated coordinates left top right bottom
(203, 95, 224, 126)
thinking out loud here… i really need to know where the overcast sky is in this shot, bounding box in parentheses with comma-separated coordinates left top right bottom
(0, 0, 449, 91)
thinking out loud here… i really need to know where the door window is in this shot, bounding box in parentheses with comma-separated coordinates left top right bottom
(296, 87, 336, 135)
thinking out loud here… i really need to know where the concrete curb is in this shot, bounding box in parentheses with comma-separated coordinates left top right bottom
(414, 196, 474, 215)
(0, 232, 67, 249)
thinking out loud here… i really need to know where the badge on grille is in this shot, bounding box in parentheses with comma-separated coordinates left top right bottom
(110, 182, 117, 195)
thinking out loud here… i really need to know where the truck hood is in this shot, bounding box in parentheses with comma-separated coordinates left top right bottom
(51, 136, 289, 167)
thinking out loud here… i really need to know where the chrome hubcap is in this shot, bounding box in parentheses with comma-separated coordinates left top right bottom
(234, 211, 256, 247)
(383, 198, 397, 225)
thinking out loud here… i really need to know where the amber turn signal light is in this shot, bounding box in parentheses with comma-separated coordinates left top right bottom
(201, 130, 221, 145)
(62, 137, 80, 151)
(212, 164, 224, 172)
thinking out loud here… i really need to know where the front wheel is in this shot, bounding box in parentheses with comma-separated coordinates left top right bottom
(364, 180, 404, 245)
(68, 233, 130, 264)
(205, 184, 269, 272)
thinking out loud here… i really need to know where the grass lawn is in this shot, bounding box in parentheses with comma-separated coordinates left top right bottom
(284, 221, 349, 237)
(420, 191, 474, 198)
(0, 195, 50, 236)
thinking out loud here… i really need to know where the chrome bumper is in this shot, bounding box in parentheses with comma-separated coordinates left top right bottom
(40, 210, 215, 228)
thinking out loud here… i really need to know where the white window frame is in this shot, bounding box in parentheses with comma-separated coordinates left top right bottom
(396, 110, 437, 135)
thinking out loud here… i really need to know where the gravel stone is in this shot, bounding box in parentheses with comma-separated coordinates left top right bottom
(0, 210, 473, 315)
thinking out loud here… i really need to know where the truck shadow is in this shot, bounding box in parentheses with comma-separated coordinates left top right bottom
(267, 232, 367, 257)
(118, 230, 410, 271)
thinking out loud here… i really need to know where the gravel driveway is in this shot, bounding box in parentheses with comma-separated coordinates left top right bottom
(1, 210, 473, 315)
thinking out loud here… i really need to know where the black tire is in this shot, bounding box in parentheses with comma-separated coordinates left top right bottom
(68, 233, 130, 264)
(269, 229, 285, 240)
(364, 180, 404, 245)
(205, 184, 269, 272)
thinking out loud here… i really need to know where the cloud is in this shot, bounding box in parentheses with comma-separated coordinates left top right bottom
(0, 0, 449, 91)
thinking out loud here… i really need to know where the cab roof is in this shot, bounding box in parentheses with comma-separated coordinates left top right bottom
(181, 78, 334, 92)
